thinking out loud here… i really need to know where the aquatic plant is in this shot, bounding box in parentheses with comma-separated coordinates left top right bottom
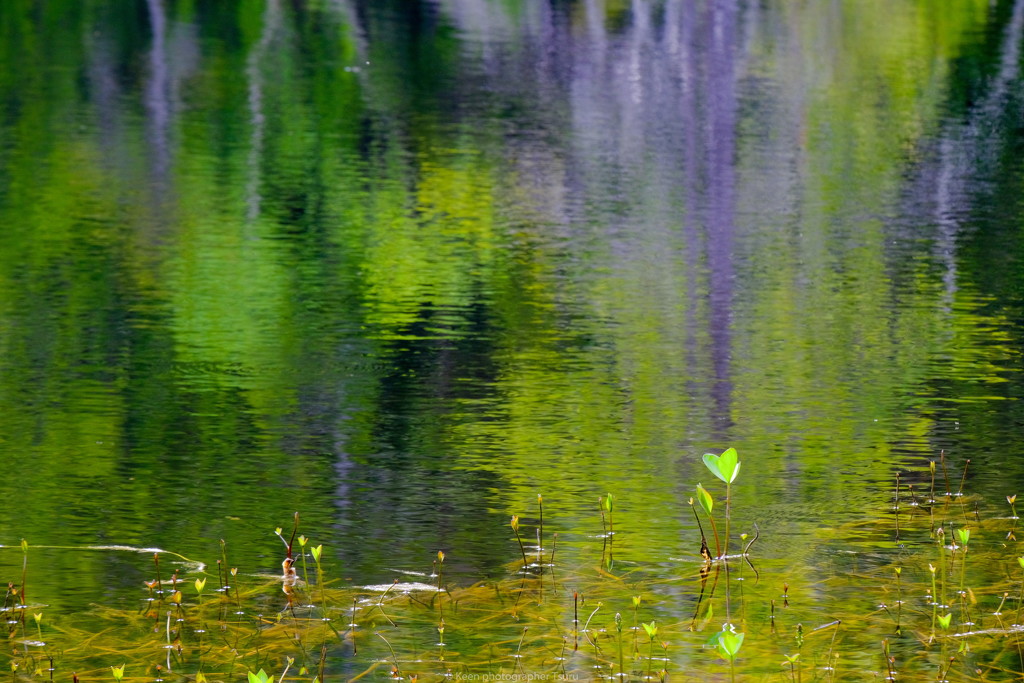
(702, 447, 740, 558)
(3, 454, 1024, 681)
(711, 625, 744, 683)
(694, 482, 721, 559)
(641, 620, 658, 680)
(510, 515, 529, 570)
(246, 670, 267, 683)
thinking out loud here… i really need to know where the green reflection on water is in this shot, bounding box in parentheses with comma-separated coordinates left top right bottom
(0, 0, 1023, 674)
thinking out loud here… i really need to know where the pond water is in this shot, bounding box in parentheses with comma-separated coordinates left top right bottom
(1, 0, 1024, 678)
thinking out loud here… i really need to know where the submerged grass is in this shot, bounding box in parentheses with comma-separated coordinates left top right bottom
(3, 458, 1024, 682)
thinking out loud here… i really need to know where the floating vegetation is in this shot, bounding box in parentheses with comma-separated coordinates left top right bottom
(4, 452, 1024, 681)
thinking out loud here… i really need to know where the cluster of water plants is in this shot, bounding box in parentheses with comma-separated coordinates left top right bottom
(4, 450, 1024, 682)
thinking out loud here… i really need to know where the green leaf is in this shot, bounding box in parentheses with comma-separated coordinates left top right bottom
(956, 527, 970, 545)
(937, 613, 953, 629)
(696, 483, 714, 515)
(642, 621, 657, 638)
(703, 447, 740, 484)
(717, 629, 744, 661)
(604, 493, 613, 514)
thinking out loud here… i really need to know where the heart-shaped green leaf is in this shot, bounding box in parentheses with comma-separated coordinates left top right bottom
(696, 483, 714, 515)
(717, 629, 744, 661)
(703, 447, 740, 484)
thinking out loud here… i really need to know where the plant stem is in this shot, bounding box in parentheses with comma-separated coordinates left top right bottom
(512, 525, 529, 570)
(958, 459, 970, 497)
(724, 481, 732, 559)
(647, 635, 655, 680)
(940, 451, 952, 497)
(724, 481, 732, 623)
(707, 514, 722, 559)
(538, 494, 544, 565)
(894, 472, 901, 542)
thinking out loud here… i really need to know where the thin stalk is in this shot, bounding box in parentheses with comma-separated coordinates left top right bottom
(605, 494, 614, 537)
(315, 553, 327, 614)
(1017, 560, 1024, 627)
(219, 540, 229, 591)
(511, 517, 529, 570)
(937, 529, 947, 609)
(724, 482, 731, 559)
(724, 481, 732, 624)
(894, 568, 902, 632)
(538, 494, 544, 565)
(436, 551, 445, 592)
(19, 540, 28, 625)
(582, 603, 602, 632)
(573, 591, 579, 652)
(648, 636, 656, 681)
(883, 639, 896, 680)
(317, 643, 328, 681)
(957, 460, 970, 497)
(958, 543, 969, 631)
(278, 658, 294, 683)
(690, 500, 712, 564)
(632, 597, 641, 657)
(299, 545, 311, 595)
(929, 461, 936, 502)
(374, 581, 397, 626)
(375, 632, 402, 678)
(288, 512, 299, 559)
(707, 514, 722, 560)
(894, 472, 901, 542)
(940, 451, 952, 497)
(994, 591, 1008, 616)
(938, 655, 955, 682)
(930, 563, 939, 642)
(615, 613, 624, 679)
(231, 567, 242, 613)
(514, 627, 528, 673)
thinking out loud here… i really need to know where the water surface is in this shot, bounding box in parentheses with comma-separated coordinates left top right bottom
(1, 0, 1023, 659)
